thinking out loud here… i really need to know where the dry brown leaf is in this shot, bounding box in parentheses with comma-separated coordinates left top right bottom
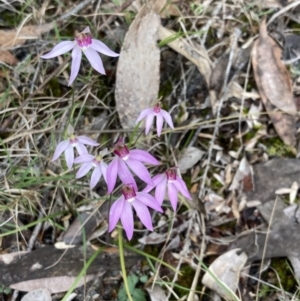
(253, 19, 296, 114)
(178, 146, 205, 174)
(252, 19, 296, 146)
(202, 249, 247, 300)
(0, 23, 54, 49)
(157, 26, 212, 87)
(10, 274, 99, 293)
(160, 1, 181, 17)
(229, 157, 254, 192)
(0, 50, 19, 65)
(115, 0, 166, 129)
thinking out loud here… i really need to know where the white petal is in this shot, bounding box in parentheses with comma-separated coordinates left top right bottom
(91, 39, 119, 57)
(41, 41, 75, 59)
(69, 46, 82, 86)
(84, 48, 105, 74)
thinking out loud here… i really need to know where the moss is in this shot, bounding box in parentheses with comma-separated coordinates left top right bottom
(264, 137, 296, 158)
(47, 78, 63, 98)
(269, 258, 297, 293)
(159, 80, 173, 99)
(175, 265, 198, 297)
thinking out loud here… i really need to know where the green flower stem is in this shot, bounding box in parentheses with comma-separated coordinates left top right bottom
(118, 226, 134, 301)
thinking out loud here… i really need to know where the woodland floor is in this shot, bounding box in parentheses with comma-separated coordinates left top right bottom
(1, 0, 300, 301)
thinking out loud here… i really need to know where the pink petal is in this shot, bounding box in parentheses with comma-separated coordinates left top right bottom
(69, 46, 82, 86)
(156, 113, 164, 137)
(129, 149, 159, 165)
(155, 175, 167, 205)
(143, 174, 164, 193)
(126, 158, 152, 185)
(107, 157, 119, 193)
(167, 182, 178, 211)
(118, 159, 137, 190)
(84, 48, 105, 74)
(77, 136, 99, 146)
(91, 39, 119, 57)
(65, 144, 74, 169)
(120, 201, 134, 240)
(100, 162, 108, 183)
(90, 167, 102, 189)
(136, 192, 163, 212)
(41, 41, 75, 59)
(160, 109, 174, 129)
(75, 142, 88, 155)
(132, 201, 153, 231)
(74, 154, 94, 164)
(174, 178, 192, 200)
(109, 196, 125, 232)
(145, 113, 155, 135)
(136, 108, 153, 124)
(76, 162, 93, 178)
(52, 140, 70, 161)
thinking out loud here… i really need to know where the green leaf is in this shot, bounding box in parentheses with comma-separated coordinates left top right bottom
(132, 289, 147, 301)
(139, 275, 148, 283)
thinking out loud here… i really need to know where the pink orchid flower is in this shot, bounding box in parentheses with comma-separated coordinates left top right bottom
(41, 26, 119, 86)
(144, 168, 192, 211)
(74, 149, 108, 189)
(52, 124, 99, 170)
(109, 184, 163, 240)
(106, 138, 160, 193)
(136, 102, 174, 137)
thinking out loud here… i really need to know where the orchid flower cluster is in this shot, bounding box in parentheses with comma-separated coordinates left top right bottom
(43, 27, 191, 240)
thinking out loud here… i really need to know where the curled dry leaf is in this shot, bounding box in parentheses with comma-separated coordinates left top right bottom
(252, 19, 296, 146)
(115, 0, 167, 129)
(157, 26, 212, 87)
(202, 248, 247, 301)
(229, 157, 254, 192)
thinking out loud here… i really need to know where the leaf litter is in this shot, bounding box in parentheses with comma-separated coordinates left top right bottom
(3, 0, 300, 300)
(252, 18, 297, 146)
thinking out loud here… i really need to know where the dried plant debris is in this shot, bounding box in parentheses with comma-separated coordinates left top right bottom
(231, 159, 300, 264)
(157, 26, 212, 87)
(202, 249, 247, 300)
(252, 19, 297, 146)
(1, 245, 142, 293)
(21, 289, 52, 301)
(178, 146, 205, 174)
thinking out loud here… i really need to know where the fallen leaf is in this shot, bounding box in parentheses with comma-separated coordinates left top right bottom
(21, 289, 52, 301)
(252, 19, 296, 145)
(115, 0, 166, 129)
(178, 146, 205, 174)
(138, 232, 167, 245)
(146, 285, 167, 301)
(157, 26, 212, 87)
(10, 275, 98, 293)
(0, 50, 19, 65)
(202, 249, 247, 301)
(0, 23, 54, 48)
(229, 157, 254, 192)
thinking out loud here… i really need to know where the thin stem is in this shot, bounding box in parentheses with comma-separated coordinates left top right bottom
(118, 227, 134, 301)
